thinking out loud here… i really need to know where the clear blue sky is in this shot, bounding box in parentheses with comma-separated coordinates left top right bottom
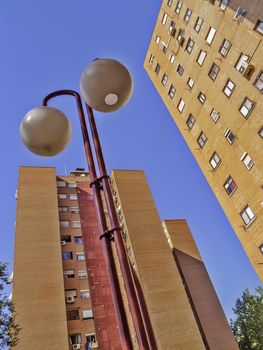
(0, 0, 261, 320)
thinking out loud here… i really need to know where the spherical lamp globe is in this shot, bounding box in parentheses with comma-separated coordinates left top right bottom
(80, 58, 133, 113)
(20, 106, 71, 156)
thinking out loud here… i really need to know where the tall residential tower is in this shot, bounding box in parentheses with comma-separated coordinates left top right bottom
(144, 0, 263, 280)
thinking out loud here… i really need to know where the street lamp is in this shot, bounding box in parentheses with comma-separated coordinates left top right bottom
(20, 58, 157, 350)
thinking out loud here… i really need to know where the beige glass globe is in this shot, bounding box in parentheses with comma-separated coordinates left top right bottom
(20, 106, 71, 156)
(80, 58, 133, 112)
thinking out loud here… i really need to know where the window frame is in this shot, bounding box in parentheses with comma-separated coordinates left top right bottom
(259, 126, 263, 139)
(58, 193, 67, 199)
(187, 77, 194, 89)
(176, 64, 184, 76)
(161, 12, 168, 26)
(194, 17, 203, 33)
(57, 180, 66, 187)
(223, 79, 235, 98)
(240, 205, 256, 227)
(219, 0, 229, 10)
(253, 70, 263, 93)
(155, 63, 161, 75)
(198, 92, 206, 104)
(206, 27, 216, 45)
(240, 152, 254, 170)
(239, 97, 255, 118)
(149, 54, 154, 65)
(219, 39, 231, 57)
(196, 50, 207, 66)
(175, 0, 183, 14)
(209, 152, 221, 170)
(210, 109, 220, 123)
(161, 73, 168, 86)
(208, 63, 220, 81)
(224, 129, 236, 144)
(223, 176, 237, 196)
(197, 132, 207, 148)
(185, 38, 195, 54)
(177, 99, 185, 113)
(168, 84, 176, 99)
(184, 8, 192, 23)
(186, 114, 196, 129)
(254, 20, 263, 35)
(76, 252, 85, 261)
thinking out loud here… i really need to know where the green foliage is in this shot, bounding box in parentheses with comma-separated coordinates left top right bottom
(230, 286, 263, 350)
(0, 262, 20, 349)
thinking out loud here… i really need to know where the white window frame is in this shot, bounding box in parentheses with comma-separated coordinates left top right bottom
(197, 50, 207, 66)
(72, 221, 81, 228)
(210, 152, 221, 169)
(78, 270, 88, 279)
(187, 77, 194, 89)
(169, 53, 175, 63)
(224, 129, 235, 144)
(167, 0, 173, 7)
(149, 54, 154, 65)
(161, 73, 168, 86)
(177, 99, 185, 113)
(206, 27, 216, 45)
(184, 8, 192, 23)
(194, 17, 203, 33)
(210, 109, 220, 123)
(155, 35, 160, 44)
(239, 97, 255, 118)
(255, 20, 263, 35)
(60, 220, 70, 228)
(185, 38, 195, 54)
(197, 132, 207, 148)
(253, 70, 263, 93)
(76, 252, 85, 261)
(83, 309, 93, 320)
(219, 39, 231, 57)
(235, 54, 249, 72)
(58, 193, 67, 199)
(219, 0, 229, 10)
(168, 84, 176, 99)
(70, 206, 80, 214)
(175, 1, 183, 14)
(223, 79, 235, 97)
(240, 205, 256, 227)
(63, 269, 75, 278)
(198, 92, 206, 104)
(70, 193, 78, 200)
(224, 176, 237, 196)
(68, 182, 77, 188)
(57, 181, 66, 187)
(240, 153, 254, 170)
(162, 13, 168, 26)
(80, 289, 90, 300)
(186, 114, 195, 129)
(59, 206, 68, 213)
(208, 63, 220, 80)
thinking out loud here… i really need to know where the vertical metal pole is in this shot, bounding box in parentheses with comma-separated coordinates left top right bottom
(42, 90, 133, 350)
(86, 105, 158, 350)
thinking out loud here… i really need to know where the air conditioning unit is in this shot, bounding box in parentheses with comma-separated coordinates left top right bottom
(90, 342, 99, 349)
(66, 296, 75, 304)
(61, 240, 66, 246)
(72, 344, 81, 350)
(168, 26, 176, 36)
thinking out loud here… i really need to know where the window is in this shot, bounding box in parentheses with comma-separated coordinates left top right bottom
(68, 182, 77, 188)
(259, 244, 263, 255)
(86, 334, 97, 346)
(169, 53, 175, 63)
(241, 153, 254, 170)
(259, 126, 263, 139)
(239, 97, 255, 118)
(74, 236, 83, 244)
(194, 17, 203, 33)
(175, 1, 183, 14)
(206, 27, 216, 44)
(185, 38, 195, 53)
(162, 12, 168, 25)
(177, 64, 184, 75)
(255, 20, 263, 35)
(69, 334, 82, 346)
(209, 152, 221, 169)
(186, 114, 196, 129)
(62, 251, 73, 260)
(240, 205, 256, 226)
(59, 206, 68, 213)
(63, 269, 75, 278)
(197, 50, 207, 66)
(224, 129, 235, 144)
(219, 0, 228, 10)
(57, 180, 66, 187)
(184, 8, 192, 23)
(83, 309, 93, 320)
(208, 63, 220, 80)
(167, 0, 173, 6)
(162, 41, 168, 53)
(235, 54, 249, 73)
(223, 79, 235, 97)
(161, 73, 168, 86)
(224, 176, 237, 196)
(61, 235, 71, 243)
(58, 193, 67, 199)
(155, 35, 160, 44)
(168, 84, 176, 99)
(187, 77, 194, 89)
(253, 71, 263, 93)
(67, 309, 79, 321)
(60, 220, 69, 228)
(168, 21, 176, 36)
(155, 63, 161, 75)
(149, 54, 154, 65)
(210, 109, 220, 123)
(76, 252, 85, 261)
(78, 270, 88, 279)
(177, 99, 185, 113)
(197, 132, 207, 148)
(177, 28, 185, 41)
(219, 39, 231, 57)
(70, 206, 80, 214)
(80, 289, 90, 299)
(70, 194, 78, 200)
(198, 92, 206, 104)
(234, 7, 247, 22)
